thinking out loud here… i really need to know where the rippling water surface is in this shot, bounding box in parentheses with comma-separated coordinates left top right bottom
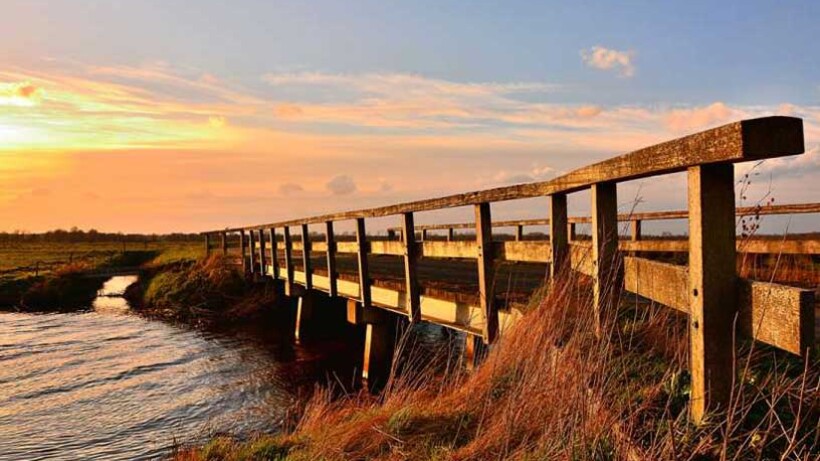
(0, 276, 299, 460)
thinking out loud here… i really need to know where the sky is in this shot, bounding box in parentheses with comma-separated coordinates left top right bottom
(1, 0, 818, 234)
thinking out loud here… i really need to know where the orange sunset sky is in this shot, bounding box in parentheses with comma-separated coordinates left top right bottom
(2, 1, 818, 234)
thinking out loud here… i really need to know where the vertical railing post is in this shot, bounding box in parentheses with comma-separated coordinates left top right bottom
(568, 222, 577, 242)
(239, 230, 247, 273)
(221, 232, 228, 256)
(356, 218, 372, 309)
(283, 226, 294, 295)
(258, 229, 267, 276)
(204, 234, 211, 256)
(591, 182, 621, 337)
(447, 228, 455, 242)
(549, 194, 568, 280)
(402, 212, 421, 323)
(325, 221, 337, 297)
(688, 164, 736, 424)
(420, 228, 428, 242)
(387, 229, 396, 240)
(475, 202, 497, 344)
(301, 224, 312, 290)
(631, 219, 642, 241)
(248, 229, 257, 275)
(515, 225, 524, 241)
(269, 228, 278, 280)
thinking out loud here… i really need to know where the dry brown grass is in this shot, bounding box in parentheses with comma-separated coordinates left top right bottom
(175, 264, 818, 461)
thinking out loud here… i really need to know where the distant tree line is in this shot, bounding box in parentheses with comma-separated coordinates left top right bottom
(0, 227, 201, 243)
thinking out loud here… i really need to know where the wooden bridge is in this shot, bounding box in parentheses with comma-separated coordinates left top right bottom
(203, 116, 817, 423)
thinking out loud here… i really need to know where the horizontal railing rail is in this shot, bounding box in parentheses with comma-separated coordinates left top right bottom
(201, 116, 813, 424)
(383, 202, 820, 235)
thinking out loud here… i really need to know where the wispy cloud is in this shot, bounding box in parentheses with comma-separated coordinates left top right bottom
(581, 46, 636, 77)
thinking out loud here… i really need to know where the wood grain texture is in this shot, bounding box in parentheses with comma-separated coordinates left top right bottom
(356, 218, 372, 309)
(592, 182, 621, 335)
(738, 280, 815, 356)
(325, 221, 338, 297)
(283, 226, 295, 295)
(475, 203, 498, 344)
(624, 257, 688, 313)
(550, 194, 568, 279)
(402, 212, 421, 322)
(688, 164, 737, 423)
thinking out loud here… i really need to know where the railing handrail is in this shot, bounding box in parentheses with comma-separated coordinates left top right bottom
(203, 116, 803, 234)
(381, 202, 820, 232)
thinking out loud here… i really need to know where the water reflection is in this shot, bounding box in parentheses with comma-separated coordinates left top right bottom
(0, 276, 294, 461)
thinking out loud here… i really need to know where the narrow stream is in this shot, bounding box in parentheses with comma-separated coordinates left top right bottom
(0, 276, 341, 460)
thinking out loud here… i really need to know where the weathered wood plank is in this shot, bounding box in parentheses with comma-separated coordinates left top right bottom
(402, 212, 421, 322)
(248, 229, 256, 274)
(221, 232, 228, 255)
(475, 202, 498, 344)
(624, 257, 688, 313)
(356, 218, 372, 309)
(550, 194, 568, 279)
(258, 229, 266, 275)
(269, 228, 278, 280)
(301, 224, 313, 290)
(688, 164, 737, 424)
(381, 202, 820, 233)
(592, 182, 621, 336)
(738, 280, 815, 356)
(283, 226, 295, 295)
(204, 234, 210, 256)
(325, 221, 338, 297)
(239, 230, 247, 273)
(272, 266, 522, 337)
(210, 117, 803, 232)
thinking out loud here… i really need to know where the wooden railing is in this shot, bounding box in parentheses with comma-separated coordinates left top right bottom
(203, 116, 814, 423)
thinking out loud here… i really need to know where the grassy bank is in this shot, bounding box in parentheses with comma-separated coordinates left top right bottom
(174, 274, 818, 461)
(0, 241, 202, 311)
(127, 255, 280, 325)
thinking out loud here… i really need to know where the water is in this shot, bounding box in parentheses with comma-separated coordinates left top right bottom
(0, 276, 322, 460)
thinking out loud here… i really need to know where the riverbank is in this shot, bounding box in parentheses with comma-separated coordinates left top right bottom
(174, 274, 819, 461)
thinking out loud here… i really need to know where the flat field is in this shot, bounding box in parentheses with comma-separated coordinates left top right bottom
(0, 241, 204, 281)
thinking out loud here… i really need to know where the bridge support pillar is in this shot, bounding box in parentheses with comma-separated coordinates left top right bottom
(292, 290, 348, 343)
(464, 333, 488, 371)
(347, 299, 399, 390)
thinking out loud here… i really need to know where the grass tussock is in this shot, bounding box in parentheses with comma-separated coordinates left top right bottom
(135, 255, 277, 323)
(176, 272, 818, 461)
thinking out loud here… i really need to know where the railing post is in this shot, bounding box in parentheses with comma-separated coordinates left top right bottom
(248, 229, 256, 275)
(204, 234, 211, 256)
(549, 194, 568, 280)
(591, 182, 621, 337)
(283, 226, 294, 295)
(301, 224, 312, 290)
(387, 229, 396, 240)
(631, 219, 642, 241)
(239, 230, 247, 273)
(221, 232, 228, 256)
(356, 218, 372, 309)
(515, 225, 524, 241)
(269, 228, 278, 280)
(447, 227, 455, 242)
(568, 222, 577, 242)
(420, 228, 428, 242)
(258, 229, 267, 276)
(402, 212, 421, 323)
(688, 164, 737, 424)
(325, 221, 337, 297)
(475, 202, 498, 344)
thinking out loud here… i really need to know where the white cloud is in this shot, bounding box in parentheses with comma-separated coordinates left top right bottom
(581, 46, 636, 77)
(326, 175, 357, 195)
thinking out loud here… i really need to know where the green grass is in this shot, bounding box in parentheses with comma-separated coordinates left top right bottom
(0, 241, 203, 281)
(0, 240, 204, 310)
